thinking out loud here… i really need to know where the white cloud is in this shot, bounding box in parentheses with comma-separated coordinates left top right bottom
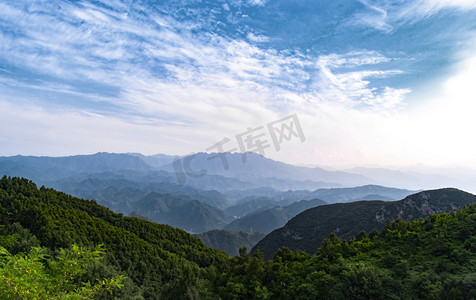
(312, 52, 408, 109)
(246, 32, 270, 43)
(4, 0, 474, 172)
(246, 0, 268, 7)
(353, 0, 393, 32)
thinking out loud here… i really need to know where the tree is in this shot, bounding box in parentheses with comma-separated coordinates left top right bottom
(0, 242, 125, 299)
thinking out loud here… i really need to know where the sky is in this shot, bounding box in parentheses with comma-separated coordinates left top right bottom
(1, 0, 476, 169)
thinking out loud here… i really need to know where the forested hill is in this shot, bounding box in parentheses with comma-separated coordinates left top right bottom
(253, 188, 476, 259)
(0, 176, 228, 299)
(210, 202, 476, 299)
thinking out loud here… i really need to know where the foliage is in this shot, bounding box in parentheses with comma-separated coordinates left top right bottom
(0, 241, 125, 299)
(206, 203, 476, 299)
(0, 176, 228, 299)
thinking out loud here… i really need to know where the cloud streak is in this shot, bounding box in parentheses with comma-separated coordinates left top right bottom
(0, 1, 407, 119)
(0, 0, 475, 170)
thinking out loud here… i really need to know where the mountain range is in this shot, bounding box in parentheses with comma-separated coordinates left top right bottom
(0, 152, 418, 234)
(4, 152, 473, 193)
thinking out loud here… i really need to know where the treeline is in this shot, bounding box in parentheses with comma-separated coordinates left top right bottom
(1, 176, 475, 299)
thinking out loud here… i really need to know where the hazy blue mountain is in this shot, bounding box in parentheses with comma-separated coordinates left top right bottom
(224, 197, 280, 217)
(225, 198, 327, 234)
(49, 173, 232, 210)
(225, 208, 289, 235)
(297, 185, 418, 203)
(0, 152, 251, 190)
(127, 153, 176, 169)
(195, 230, 266, 256)
(134, 192, 234, 233)
(2, 153, 424, 197)
(253, 188, 476, 259)
(269, 184, 417, 204)
(0, 152, 153, 183)
(225, 185, 416, 217)
(224, 187, 279, 202)
(179, 173, 256, 192)
(164, 200, 234, 233)
(160, 152, 371, 188)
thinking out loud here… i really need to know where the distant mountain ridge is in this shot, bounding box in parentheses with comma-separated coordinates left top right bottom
(253, 188, 476, 259)
(160, 152, 371, 188)
(0, 153, 154, 182)
(2, 152, 475, 193)
(224, 184, 416, 218)
(0, 152, 372, 192)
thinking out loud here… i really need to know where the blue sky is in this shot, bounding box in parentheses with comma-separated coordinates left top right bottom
(1, 0, 476, 168)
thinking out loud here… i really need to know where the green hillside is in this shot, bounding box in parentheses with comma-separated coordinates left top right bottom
(208, 202, 476, 299)
(0, 176, 228, 299)
(253, 188, 476, 259)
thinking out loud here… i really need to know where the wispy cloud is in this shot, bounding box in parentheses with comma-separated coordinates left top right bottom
(0, 1, 406, 118)
(351, 0, 476, 32)
(1, 0, 475, 169)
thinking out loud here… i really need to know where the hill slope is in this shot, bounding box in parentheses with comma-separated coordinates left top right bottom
(0, 176, 228, 298)
(209, 203, 476, 299)
(253, 188, 476, 259)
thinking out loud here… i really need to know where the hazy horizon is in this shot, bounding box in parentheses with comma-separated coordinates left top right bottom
(2, 151, 476, 173)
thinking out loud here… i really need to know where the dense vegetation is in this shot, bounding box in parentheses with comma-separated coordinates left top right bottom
(210, 204, 476, 299)
(0, 176, 228, 299)
(1, 176, 475, 299)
